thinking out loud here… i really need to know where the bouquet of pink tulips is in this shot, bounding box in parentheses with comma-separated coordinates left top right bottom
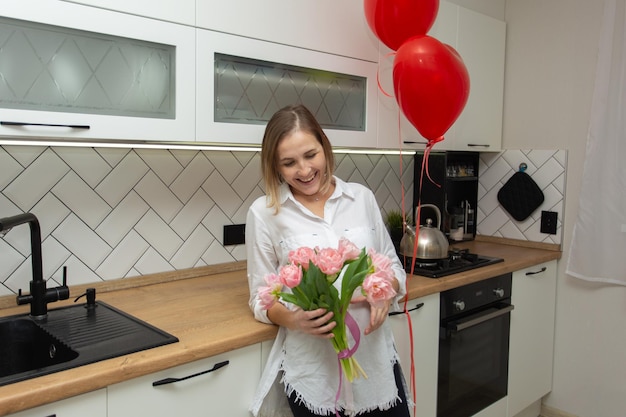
(257, 238, 397, 383)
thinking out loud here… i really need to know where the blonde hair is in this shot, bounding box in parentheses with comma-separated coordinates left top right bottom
(261, 105, 335, 214)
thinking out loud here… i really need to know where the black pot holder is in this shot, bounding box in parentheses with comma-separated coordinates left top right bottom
(497, 164, 544, 221)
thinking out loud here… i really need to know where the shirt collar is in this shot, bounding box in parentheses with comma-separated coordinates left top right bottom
(279, 175, 355, 205)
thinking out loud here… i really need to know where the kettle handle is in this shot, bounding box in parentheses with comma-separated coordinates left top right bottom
(416, 204, 442, 229)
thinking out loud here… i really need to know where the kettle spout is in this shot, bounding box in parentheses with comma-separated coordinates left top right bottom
(400, 223, 416, 256)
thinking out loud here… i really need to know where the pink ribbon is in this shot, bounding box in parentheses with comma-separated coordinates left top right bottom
(335, 311, 361, 417)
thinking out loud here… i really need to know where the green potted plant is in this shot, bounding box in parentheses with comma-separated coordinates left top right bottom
(384, 210, 406, 253)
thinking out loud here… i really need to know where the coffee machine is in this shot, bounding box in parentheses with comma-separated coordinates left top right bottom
(412, 151, 479, 241)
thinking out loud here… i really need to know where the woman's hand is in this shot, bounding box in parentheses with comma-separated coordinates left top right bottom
(352, 295, 392, 335)
(351, 276, 400, 335)
(268, 303, 336, 339)
(290, 307, 337, 338)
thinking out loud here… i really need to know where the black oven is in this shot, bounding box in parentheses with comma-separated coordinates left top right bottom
(437, 273, 513, 417)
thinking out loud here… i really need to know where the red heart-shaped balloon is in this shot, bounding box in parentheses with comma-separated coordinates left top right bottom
(364, 0, 439, 51)
(393, 36, 470, 141)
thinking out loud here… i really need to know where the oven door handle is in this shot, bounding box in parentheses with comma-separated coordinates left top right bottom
(447, 304, 514, 332)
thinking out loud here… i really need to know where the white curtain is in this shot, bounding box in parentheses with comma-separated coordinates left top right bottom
(566, 0, 626, 285)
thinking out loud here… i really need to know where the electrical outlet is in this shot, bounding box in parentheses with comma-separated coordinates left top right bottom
(223, 224, 246, 245)
(540, 211, 558, 235)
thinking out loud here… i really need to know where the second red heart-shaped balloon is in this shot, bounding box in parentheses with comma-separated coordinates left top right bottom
(393, 35, 470, 142)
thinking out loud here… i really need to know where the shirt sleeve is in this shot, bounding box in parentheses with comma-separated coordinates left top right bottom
(245, 201, 279, 324)
(366, 189, 408, 312)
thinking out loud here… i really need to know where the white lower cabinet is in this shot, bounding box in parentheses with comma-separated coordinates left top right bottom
(6, 389, 106, 417)
(390, 292, 439, 417)
(107, 344, 261, 417)
(507, 260, 557, 417)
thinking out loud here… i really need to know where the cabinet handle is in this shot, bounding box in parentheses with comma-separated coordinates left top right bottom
(389, 302, 424, 316)
(403, 140, 428, 145)
(1, 121, 90, 129)
(525, 266, 547, 276)
(466, 143, 491, 148)
(152, 360, 229, 386)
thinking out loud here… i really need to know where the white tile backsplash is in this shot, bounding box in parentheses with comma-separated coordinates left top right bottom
(134, 210, 183, 260)
(169, 153, 214, 203)
(477, 150, 566, 244)
(55, 147, 110, 188)
(135, 148, 184, 186)
(53, 172, 110, 229)
(135, 171, 183, 223)
(96, 191, 150, 247)
(96, 230, 149, 280)
(55, 214, 111, 269)
(0, 144, 406, 291)
(169, 190, 213, 240)
(0, 148, 23, 190)
(95, 151, 148, 207)
(5, 149, 69, 211)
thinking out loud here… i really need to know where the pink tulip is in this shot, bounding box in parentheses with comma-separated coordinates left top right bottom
(258, 273, 283, 310)
(338, 238, 361, 261)
(288, 246, 317, 270)
(368, 248, 394, 281)
(315, 247, 345, 276)
(362, 271, 397, 308)
(279, 264, 302, 288)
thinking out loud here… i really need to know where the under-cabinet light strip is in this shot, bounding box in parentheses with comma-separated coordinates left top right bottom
(0, 139, 415, 155)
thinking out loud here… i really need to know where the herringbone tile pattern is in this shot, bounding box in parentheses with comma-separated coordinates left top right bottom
(0, 145, 413, 295)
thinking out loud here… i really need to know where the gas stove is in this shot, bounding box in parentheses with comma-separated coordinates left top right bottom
(401, 248, 504, 278)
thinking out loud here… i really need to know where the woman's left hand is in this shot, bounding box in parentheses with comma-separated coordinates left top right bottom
(351, 295, 392, 335)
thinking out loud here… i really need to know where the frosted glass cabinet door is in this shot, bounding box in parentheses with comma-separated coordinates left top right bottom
(197, 29, 379, 148)
(0, 0, 195, 143)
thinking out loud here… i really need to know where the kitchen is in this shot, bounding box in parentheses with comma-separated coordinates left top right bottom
(0, 1, 623, 417)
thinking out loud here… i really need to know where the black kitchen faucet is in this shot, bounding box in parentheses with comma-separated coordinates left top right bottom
(0, 213, 69, 319)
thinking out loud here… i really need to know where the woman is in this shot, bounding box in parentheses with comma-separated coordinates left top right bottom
(247, 104, 410, 417)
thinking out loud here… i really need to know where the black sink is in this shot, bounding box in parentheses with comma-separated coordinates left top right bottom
(0, 302, 178, 386)
(0, 319, 78, 379)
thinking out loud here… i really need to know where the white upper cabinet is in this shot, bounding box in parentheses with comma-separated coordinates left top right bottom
(377, 1, 505, 151)
(196, 0, 379, 62)
(454, 6, 505, 151)
(60, 0, 195, 26)
(197, 29, 379, 147)
(0, 0, 195, 143)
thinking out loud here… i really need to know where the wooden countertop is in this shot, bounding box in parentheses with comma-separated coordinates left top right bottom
(0, 238, 560, 415)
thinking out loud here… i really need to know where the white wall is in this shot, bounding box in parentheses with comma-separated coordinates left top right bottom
(503, 1, 626, 416)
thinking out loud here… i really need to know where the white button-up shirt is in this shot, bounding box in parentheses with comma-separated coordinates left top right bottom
(247, 177, 408, 417)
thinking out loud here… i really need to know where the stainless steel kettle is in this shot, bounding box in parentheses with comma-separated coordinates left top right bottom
(400, 204, 449, 260)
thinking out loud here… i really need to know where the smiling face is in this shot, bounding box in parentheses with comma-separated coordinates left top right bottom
(276, 129, 327, 199)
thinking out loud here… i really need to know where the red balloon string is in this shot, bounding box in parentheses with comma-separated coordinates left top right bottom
(410, 136, 443, 276)
(376, 51, 396, 98)
(395, 110, 417, 417)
